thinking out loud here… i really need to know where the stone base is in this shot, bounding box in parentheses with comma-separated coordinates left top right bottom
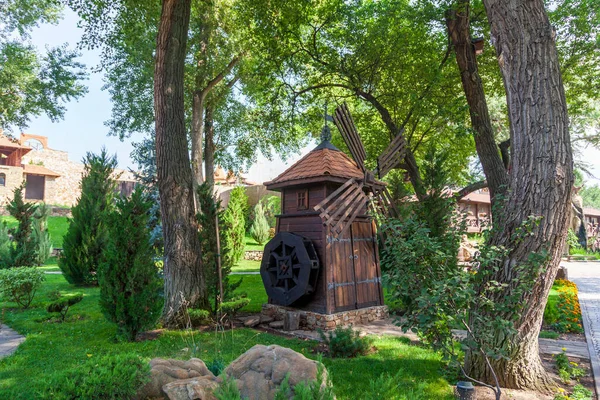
(244, 250, 263, 261)
(261, 304, 388, 331)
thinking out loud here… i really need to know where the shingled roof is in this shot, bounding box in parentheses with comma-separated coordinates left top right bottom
(265, 141, 364, 189)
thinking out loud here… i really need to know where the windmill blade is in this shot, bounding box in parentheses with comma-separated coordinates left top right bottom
(377, 133, 407, 179)
(333, 103, 367, 172)
(314, 177, 369, 237)
(375, 187, 399, 218)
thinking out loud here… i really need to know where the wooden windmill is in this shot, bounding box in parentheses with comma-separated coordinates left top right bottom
(260, 103, 407, 316)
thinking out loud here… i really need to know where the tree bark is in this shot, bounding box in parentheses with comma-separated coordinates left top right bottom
(446, 0, 509, 206)
(466, 0, 573, 391)
(154, 0, 209, 327)
(204, 102, 216, 191)
(191, 91, 206, 201)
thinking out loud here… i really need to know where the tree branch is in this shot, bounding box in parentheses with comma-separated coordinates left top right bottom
(454, 180, 488, 202)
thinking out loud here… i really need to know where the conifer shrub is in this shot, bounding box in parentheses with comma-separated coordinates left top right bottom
(41, 353, 150, 400)
(197, 182, 242, 314)
(7, 184, 37, 267)
(222, 187, 247, 266)
(60, 149, 117, 285)
(47, 292, 83, 322)
(32, 203, 53, 266)
(0, 223, 11, 268)
(250, 202, 270, 245)
(0, 267, 45, 308)
(187, 308, 210, 327)
(318, 326, 372, 358)
(99, 187, 163, 341)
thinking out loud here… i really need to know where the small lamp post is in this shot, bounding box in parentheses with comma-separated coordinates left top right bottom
(455, 381, 476, 400)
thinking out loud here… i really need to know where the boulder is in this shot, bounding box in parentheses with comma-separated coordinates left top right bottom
(224, 344, 325, 400)
(162, 377, 220, 400)
(136, 358, 216, 399)
(269, 320, 284, 329)
(241, 315, 261, 327)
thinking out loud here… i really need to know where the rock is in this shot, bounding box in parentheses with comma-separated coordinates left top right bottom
(242, 315, 261, 327)
(269, 320, 284, 329)
(260, 315, 274, 324)
(224, 344, 326, 400)
(283, 312, 300, 331)
(136, 358, 216, 399)
(162, 377, 220, 400)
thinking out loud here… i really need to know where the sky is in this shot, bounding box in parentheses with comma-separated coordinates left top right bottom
(23, 8, 600, 186)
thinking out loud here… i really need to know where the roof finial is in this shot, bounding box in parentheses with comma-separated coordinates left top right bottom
(320, 101, 332, 142)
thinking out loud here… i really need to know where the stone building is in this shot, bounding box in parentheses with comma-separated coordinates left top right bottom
(0, 133, 136, 207)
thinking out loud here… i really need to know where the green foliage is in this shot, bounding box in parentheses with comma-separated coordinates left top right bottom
(555, 350, 586, 385)
(41, 353, 150, 400)
(99, 187, 163, 341)
(0, 0, 87, 131)
(46, 292, 83, 322)
(262, 195, 281, 228)
(197, 182, 242, 313)
(0, 222, 11, 268)
(60, 149, 117, 285)
(219, 296, 250, 319)
(222, 187, 247, 266)
(318, 326, 372, 358)
(6, 184, 37, 267)
(291, 359, 335, 400)
(544, 280, 584, 334)
(214, 376, 243, 400)
(206, 357, 226, 377)
(0, 266, 44, 308)
(250, 202, 270, 245)
(567, 229, 582, 253)
(363, 371, 402, 400)
(188, 308, 211, 327)
(32, 203, 53, 266)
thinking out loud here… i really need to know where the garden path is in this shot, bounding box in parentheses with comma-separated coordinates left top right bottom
(562, 260, 600, 397)
(0, 324, 25, 358)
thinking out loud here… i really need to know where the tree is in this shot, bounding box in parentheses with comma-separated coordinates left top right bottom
(99, 187, 163, 341)
(0, 0, 87, 131)
(31, 203, 53, 266)
(59, 149, 117, 285)
(460, 0, 574, 391)
(154, 0, 208, 326)
(250, 202, 270, 245)
(222, 187, 247, 266)
(7, 184, 37, 268)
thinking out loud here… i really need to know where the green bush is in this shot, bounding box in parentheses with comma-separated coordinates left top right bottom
(214, 376, 243, 400)
(32, 203, 53, 266)
(219, 296, 250, 319)
(0, 266, 45, 308)
(7, 184, 37, 267)
(223, 187, 247, 266)
(318, 326, 372, 358)
(47, 293, 83, 322)
(41, 353, 150, 400)
(188, 308, 211, 327)
(60, 149, 117, 285)
(261, 195, 281, 228)
(0, 222, 11, 268)
(206, 357, 226, 376)
(99, 187, 163, 341)
(275, 360, 335, 400)
(250, 202, 270, 245)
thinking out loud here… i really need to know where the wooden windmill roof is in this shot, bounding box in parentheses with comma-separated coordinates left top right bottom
(265, 141, 364, 189)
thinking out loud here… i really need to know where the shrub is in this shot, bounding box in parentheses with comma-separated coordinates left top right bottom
(214, 376, 243, 400)
(206, 357, 226, 376)
(47, 293, 83, 322)
(555, 350, 586, 384)
(0, 267, 45, 308)
(318, 326, 372, 358)
(60, 149, 118, 285)
(41, 353, 150, 400)
(99, 187, 163, 341)
(0, 222, 11, 268)
(250, 202, 270, 245)
(197, 182, 242, 313)
(262, 195, 281, 228)
(222, 187, 247, 266)
(6, 184, 37, 267)
(219, 296, 250, 319)
(276, 360, 335, 400)
(188, 308, 211, 327)
(32, 203, 53, 266)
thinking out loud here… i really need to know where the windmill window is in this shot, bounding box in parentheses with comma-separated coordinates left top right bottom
(0, 173, 5, 186)
(297, 190, 308, 210)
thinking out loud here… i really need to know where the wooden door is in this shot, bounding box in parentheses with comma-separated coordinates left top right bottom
(329, 228, 357, 312)
(351, 221, 381, 308)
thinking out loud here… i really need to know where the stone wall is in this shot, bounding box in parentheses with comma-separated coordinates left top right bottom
(262, 304, 389, 331)
(244, 250, 263, 261)
(0, 166, 25, 206)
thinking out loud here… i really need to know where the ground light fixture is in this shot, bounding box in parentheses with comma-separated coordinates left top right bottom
(455, 381, 476, 399)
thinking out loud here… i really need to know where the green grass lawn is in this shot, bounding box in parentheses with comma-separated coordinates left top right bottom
(0, 215, 69, 248)
(0, 271, 454, 399)
(232, 259, 261, 273)
(244, 235, 265, 252)
(234, 274, 267, 313)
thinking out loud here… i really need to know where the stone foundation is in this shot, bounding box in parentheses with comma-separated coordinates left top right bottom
(244, 250, 263, 261)
(261, 304, 388, 331)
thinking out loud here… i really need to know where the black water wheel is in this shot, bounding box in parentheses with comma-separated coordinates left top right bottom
(260, 232, 320, 306)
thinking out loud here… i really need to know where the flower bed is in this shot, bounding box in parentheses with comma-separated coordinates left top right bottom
(544, 279, 583, 334)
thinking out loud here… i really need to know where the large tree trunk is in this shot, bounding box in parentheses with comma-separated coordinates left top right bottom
(445, 1, 509, 205)
(204, 102, 216, 191)
(154, 0, 209, 327)
(191, 91, 206, 207)
(466, 0, 573, 391)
